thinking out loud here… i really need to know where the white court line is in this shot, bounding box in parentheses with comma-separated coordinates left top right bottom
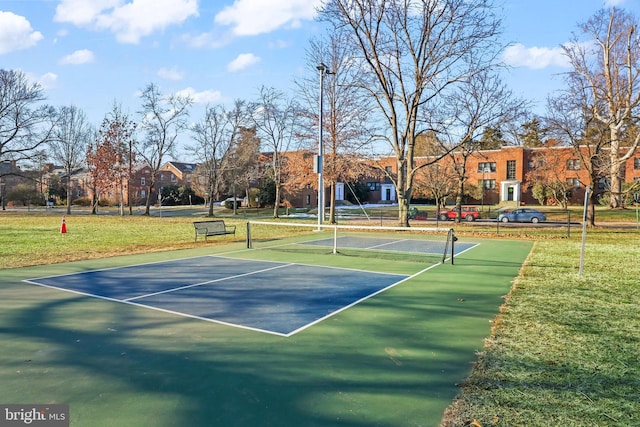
(212, 254, 409, 277)
(364, 239, 407, 249)
(26, 253, 231, 281)
(125, 263, 294, 301)
(22, 277, 291, 337)
(286, 260, 444, 336)
(22, 241, 480, 337)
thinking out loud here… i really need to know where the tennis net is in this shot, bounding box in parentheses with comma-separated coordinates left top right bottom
(245, 221, 457, 265)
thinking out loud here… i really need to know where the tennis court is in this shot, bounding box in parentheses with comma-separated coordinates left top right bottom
(25, 256, 412, 336)
(24, 228, 477, 337)
(1, 224, 533, 426)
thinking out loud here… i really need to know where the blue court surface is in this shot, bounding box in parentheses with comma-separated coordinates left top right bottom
(24, 256, 409, 336)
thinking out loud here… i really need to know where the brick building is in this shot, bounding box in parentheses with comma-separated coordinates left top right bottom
(377, 145, 640, 206)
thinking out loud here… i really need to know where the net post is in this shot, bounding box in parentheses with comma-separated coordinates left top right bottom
(246, 221, 252, 249)
(333, 226, 337, 254)
(450, 228, 456, 265)
(441, 228, 456, 265)
(441, 228, 450, 264)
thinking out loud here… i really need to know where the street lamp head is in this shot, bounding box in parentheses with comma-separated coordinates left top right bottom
(317, 63, 327, 72)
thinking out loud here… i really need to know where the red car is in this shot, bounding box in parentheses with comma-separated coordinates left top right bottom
(438, 206, 480, 221)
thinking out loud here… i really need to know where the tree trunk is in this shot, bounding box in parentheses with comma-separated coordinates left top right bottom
(119, 180, 124, 216)
(91, 189, 98, 215)
(588, 195, 596, 227)
(207, 182, 215, 217)
(609, 126, 624, 208)
(144, 183, 153, 215)
(609, 165, 624, 208)
(396, 158, 410, 227)
(454, 161, 468, 223)
(273, 184, 280, 218)
(128, 178, 133, 215)
(65, 175, 72, 214)
(329, 181, 336, 224)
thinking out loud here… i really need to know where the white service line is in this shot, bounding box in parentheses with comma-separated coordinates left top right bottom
(125, 263, 294, 301)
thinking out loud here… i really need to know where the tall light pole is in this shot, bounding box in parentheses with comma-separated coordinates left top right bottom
(316, 62, 332, 230)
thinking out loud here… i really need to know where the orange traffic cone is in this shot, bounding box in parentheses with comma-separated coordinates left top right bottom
(60, 216, 67, 234)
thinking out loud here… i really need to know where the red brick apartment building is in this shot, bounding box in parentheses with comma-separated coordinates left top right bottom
(35, 146, 640, 209)
(127, 162, 197, 205)
(377, 145, 640, 206)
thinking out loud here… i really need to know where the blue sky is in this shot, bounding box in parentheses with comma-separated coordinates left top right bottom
(1, 0, 639, 132)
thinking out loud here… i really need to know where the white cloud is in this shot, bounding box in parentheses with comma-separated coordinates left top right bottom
(38, 72, 59, 89)
(215, 0, 322, 36)
(502, 43, 571, 69)
(54, 0, 199, 44)
(227, 53, 261, 72)
(0, 11, 43, 54)
(176, 87, 223, 104)
(158, 66, 185, 81)
(25, 71, 58, 90)
(59, 49, 95, 65)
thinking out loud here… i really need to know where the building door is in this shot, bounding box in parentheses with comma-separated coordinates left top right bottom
(381, 184, 396, 201)
(500, 181, 521, 204)
(335, 182, 344, 201)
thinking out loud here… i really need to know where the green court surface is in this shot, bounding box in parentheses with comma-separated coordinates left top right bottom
(0, 237, 532, 426)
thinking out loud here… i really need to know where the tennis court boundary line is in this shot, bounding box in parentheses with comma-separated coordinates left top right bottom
(287, 261, 444, 336)
(21, 253, 450, 338)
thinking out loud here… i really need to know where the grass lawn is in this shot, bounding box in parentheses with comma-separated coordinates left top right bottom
(1, 209, 638, 426)
(441, 228, 640, 426)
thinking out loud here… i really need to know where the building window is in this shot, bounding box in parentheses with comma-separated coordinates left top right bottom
(479, 179, 496, 190)
(170, 174, 176, 182)
(141, 177, 146, 186)
(506, 160, 516, 180)
(527, 159, 544, 169)
(305, 195, 311, 205)
(598, 178, 609, 190)
(477, 162, 496, 173)
(567, 159, 581, 170)
(367, 182, 381, 191)
(566, 178, 581, 188)
(634, 157, 640, 169)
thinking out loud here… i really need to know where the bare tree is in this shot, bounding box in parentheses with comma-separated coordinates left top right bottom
(0, 69, 55, 164)
(226, 125, 260, 210)
(546, 92, 609, 226)
(562, 7, 640, 208)
(415, 162, 457, 211)
(525, 149, 575, 209)
(320, 0, 503, 226)
(137, 83, 192, 215)
(188, 100, 250, 216)
(435, 67, 526, 221)
(296, 31, 374, 223)
(250, 86, 299, 218)
(48, 105, 93, 214)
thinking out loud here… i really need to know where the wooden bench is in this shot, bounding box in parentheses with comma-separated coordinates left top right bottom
(193, 220, 236, 242)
